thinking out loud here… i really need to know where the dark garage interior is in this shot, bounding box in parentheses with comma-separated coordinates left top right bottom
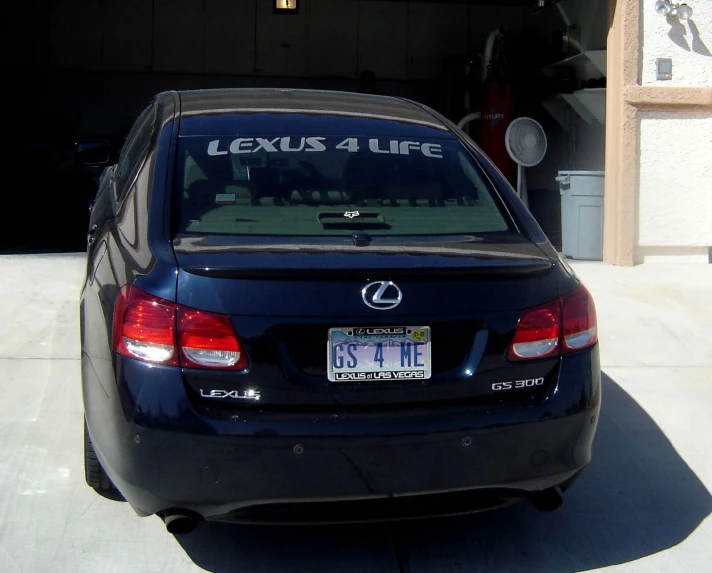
(4, 0, 607, 253)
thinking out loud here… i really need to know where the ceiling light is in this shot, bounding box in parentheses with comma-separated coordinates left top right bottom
(274, 0, 298, 15)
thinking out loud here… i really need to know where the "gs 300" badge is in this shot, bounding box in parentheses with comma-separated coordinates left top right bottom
(492, 377, 544, 391)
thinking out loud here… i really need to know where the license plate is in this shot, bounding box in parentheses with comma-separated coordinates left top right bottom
(327, 326, 431, 382)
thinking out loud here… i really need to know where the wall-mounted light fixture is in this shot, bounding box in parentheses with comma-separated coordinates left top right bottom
(274, 0, 299, 15)
(655, 1, 693, 21)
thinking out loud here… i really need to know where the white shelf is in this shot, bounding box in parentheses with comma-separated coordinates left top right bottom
(585, 50, 607, 76)
(542, 95, 576, 131)
(573, 88, 606, 124)
(561, 93, 596, 125)
(541, 49, 607, 127)
(543, 88, 606, 127)
(543, 50, 607, 80)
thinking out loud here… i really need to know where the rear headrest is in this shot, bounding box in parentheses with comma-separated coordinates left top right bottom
(250, 167, 280, 187)
(385, 182, 444, 200)
(289, 189, 352, 205)
(187, 181, 256, 205)
(342, 154, 391, 200)
(187, 180, 214, 200)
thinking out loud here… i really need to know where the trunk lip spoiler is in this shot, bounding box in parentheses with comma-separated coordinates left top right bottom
(181, 261, 554, 280)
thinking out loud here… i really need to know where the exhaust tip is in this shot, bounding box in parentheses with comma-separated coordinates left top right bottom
(163, 511, 200, 534)
(530, 488, 563, 512)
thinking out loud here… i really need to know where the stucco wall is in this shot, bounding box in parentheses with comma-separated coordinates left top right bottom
(638, 110, 712, 256)
(642, 1, 712, 86)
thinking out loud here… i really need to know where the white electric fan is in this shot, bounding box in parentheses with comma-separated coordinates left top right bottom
(505, 117, 547, 209)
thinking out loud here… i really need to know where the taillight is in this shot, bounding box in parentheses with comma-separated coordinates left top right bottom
(561, 284, 598, 353)
(112, 285, 248, 370)
(507, 284, 597, 361)
(113, 286, 178, 365)
(178, 308, 248, 370)
(507, 299, 561, 361)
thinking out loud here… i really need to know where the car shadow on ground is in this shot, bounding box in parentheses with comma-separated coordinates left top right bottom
(174, 373, 712, 572)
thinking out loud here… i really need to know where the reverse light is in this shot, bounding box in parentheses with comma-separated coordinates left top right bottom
(561, 284, 598, 352)
(507, 299, 561, 360)
(507, 284, 597, 361)
(113, 286, 178, 365)
(178, 308, 248, 370)
(113, 286, 248, 370)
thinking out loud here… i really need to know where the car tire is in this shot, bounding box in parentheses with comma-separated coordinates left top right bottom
(84, 420, 116, 492)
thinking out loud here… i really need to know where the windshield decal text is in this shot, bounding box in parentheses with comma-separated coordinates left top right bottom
(207, 137, 442, 159)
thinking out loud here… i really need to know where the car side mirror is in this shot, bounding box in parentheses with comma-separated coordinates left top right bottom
(76, 140, 110, 166)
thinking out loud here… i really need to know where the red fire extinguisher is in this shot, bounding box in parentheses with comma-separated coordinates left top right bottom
(480, 29, 515, 183)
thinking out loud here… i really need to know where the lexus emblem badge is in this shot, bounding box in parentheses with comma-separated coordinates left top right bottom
(361, 281, 402, 310)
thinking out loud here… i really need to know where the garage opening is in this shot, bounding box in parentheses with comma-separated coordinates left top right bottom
(4, 0, 608, 254)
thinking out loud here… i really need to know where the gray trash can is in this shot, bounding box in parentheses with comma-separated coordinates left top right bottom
(556, 171, 605, 260)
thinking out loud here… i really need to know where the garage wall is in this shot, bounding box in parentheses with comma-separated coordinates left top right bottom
(49, 0, 102, 69)
(17, 0, 533, 140)
(102, 0, 154, 71)
(33, 0, 524, 80)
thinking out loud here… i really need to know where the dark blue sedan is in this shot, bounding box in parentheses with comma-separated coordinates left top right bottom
(81, 89, 600, 533)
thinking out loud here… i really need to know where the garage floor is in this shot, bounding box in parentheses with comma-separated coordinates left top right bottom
(1, 254, 710, 572)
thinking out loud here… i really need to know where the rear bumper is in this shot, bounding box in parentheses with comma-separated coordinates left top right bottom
(83, 347, 601, 521)
(116, 411, 594, 522)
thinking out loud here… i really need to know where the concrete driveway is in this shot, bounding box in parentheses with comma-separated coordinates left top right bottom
(1, 254, 710, 572)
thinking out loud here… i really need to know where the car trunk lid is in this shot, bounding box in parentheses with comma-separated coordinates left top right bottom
(173, 235, 560, 410)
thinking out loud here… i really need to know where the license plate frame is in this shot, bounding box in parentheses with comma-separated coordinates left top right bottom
(327, 326, 432, 382)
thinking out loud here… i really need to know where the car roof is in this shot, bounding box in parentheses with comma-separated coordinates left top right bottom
(171, 88, 456, 138)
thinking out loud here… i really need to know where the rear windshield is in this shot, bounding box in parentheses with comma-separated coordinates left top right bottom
(175, 135, 513, 238)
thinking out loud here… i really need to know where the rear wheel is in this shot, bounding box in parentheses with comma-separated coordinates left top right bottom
(84, 420, 116, 492)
